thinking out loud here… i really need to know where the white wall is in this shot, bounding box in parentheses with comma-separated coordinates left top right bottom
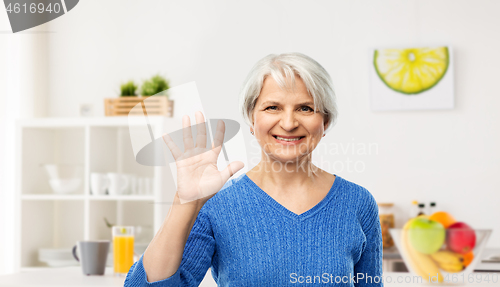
(0, 7, 13, 276)
(45, 0, 500, 248)
(0, 9, 49, 275)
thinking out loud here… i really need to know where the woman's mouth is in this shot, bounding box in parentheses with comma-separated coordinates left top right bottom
(272, 135, 305, 144)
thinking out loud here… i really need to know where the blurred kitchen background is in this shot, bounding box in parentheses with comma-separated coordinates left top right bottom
(1, 0, 500, 283)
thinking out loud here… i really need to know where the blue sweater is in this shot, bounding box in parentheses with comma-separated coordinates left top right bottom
(124, 173, 383, 286)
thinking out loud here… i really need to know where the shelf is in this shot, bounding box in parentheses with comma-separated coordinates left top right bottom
(89, 195, 154, 201)
(21, 200, 84, 267)
(21, 194, 85, 200)
(21, 127, 85, 195)
(16, 117, 180, 269)
(88, 201, 154, 243)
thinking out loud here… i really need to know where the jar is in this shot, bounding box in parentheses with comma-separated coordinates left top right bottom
(377, 203, 395, 249)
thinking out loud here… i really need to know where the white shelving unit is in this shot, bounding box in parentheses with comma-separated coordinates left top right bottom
(15, 116, 182, 270)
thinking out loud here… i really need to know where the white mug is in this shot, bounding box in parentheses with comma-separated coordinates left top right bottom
(90, 173, 109, 195)
(123, 174, 137, 195)
(107, 173, 129, 196)
(129, 175, 138, 195)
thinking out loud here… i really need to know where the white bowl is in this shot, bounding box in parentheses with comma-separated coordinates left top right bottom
(49, 178, 82, 194)
(43, 164, 83, 194)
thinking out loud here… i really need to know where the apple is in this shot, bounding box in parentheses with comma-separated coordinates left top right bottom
(446, 222, 476, 254)
(408, 217, 446, 254)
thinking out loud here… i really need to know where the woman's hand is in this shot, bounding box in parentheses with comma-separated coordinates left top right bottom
(162, 111, 244, 204)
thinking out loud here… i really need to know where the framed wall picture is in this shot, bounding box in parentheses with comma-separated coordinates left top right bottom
(369, 46, 454, 111)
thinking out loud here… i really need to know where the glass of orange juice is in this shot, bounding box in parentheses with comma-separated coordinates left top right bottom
(112, 226, 134, 275)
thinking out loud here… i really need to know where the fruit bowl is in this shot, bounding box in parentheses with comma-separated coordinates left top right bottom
(389, 228, 492, 285)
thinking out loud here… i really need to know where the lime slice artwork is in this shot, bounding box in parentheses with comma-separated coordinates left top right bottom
(374, 47, 449, 95)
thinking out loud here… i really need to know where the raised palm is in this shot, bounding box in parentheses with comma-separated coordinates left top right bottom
(162, 111, 244, 203)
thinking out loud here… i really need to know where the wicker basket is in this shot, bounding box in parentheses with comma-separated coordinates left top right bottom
(104, 96, 174, 117)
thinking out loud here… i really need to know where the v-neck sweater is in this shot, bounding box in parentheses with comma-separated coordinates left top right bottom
(124, 173, 383, 286)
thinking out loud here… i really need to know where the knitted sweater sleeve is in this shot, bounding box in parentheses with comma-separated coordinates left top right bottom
(124, 210, 216, 287)
(353, 189, 384, 287)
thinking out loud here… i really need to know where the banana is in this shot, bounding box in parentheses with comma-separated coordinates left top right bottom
(430, 250, 464, 265)
(438, 262, 465, 273)
(401, 222, 427, 278)
(430, 250, 465, 273)
(401, 220, 444, 283)
(409, 247, 444, 282)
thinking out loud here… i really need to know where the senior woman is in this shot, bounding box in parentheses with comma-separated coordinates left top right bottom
(124, 53, 383, 286)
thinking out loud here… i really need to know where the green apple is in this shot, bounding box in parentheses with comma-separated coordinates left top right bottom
(408, 217, 445, 254)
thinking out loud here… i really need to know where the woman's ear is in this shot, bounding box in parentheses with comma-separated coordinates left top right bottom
(324, 118, 329, 132)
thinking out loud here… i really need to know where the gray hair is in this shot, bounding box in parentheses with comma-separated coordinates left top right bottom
(238, 52, 338, 133)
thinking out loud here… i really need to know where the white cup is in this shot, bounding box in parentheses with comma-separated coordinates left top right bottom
(123, 174, 137, 195)
(90, 173, 109, 195)
(129, 175, 138, 195)
(107, 173, 129, 196)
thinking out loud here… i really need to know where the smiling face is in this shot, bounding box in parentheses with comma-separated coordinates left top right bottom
(251, 75, 327, 164)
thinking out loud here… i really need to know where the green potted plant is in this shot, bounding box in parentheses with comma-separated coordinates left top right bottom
(140, 74, 170, 97)
(140, 74, 174, 117)
(120, 81, 138, 97)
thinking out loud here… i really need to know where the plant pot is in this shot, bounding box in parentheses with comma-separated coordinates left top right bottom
(104, 96, 174, 117)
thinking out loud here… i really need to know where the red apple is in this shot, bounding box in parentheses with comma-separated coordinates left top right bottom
(446, 222, 476, 254)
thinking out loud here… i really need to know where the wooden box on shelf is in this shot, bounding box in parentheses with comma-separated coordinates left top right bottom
(104, 96, 174, 117)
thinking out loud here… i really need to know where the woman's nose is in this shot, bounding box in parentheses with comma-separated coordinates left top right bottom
(279, 111, 299, 131)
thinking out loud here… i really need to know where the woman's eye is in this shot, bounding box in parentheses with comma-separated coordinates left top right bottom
(264, 106, 313, 112)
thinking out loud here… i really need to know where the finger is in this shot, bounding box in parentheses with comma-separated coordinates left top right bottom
(211, 142, 223, 157)
(220, 161, 244, 183)
(194, 111, 207, 149)
(162, 133, 182, 160)
(212, 120, 225, 149)
(182, 115, 194, 151)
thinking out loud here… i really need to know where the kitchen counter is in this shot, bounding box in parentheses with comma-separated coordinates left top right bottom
(0, 267, 217, 287)
(0, 267, 499, 286)
(0, 267, 125, 287)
